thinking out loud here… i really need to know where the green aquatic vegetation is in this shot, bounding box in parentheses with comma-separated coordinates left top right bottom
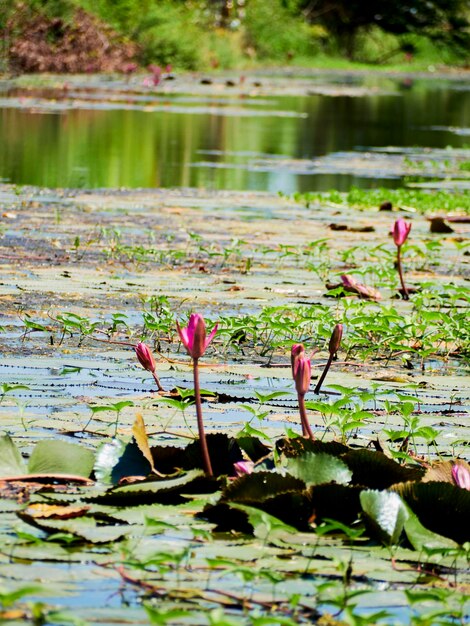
(289, 187, 470, 215)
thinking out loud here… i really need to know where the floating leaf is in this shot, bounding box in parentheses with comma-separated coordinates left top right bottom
(94, 439, 127, 485)
(342, 449, 423, 488)
(27, 440, 95, 478)
(222, 471, 305, 504)
(285, 452, 352, 487)
(360, 489, 409, 545)
(422, 459, 470, 486)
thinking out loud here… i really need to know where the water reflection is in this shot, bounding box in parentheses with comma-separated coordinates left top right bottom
(0, 79, 469, 192)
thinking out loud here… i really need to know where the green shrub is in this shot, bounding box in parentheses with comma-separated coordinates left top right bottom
(243, 0, 319, 61)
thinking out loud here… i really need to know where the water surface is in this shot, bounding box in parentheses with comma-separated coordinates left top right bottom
(0, 75, 469, 192)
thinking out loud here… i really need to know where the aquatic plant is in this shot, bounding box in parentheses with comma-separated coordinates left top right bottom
(135, 342, 164, 392)
(291, 344, 315, 439)
(393, 218, 412, 299)
(176, 313, 218, 476)
(314, 323, 343, 394)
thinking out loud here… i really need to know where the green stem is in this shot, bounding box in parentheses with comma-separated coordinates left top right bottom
(314, 354, 334, 395)
(298, 393, 315, 440)
(397, 245, 409, 300)
(193, 358, 213, 476)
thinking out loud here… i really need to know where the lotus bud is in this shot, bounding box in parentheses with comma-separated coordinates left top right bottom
(393, 218, 412, 247)
(135, 342, 156, 373)
(452, 463, 470, 490)
(328, 324, 343, 356)
(233, 461, 255, 477)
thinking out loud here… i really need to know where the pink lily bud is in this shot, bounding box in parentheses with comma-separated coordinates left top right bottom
(293, 356, 311, 396)
(176, 313, 218, 360)
(328, 324, 343, 356)
(393, 218, 412, 247)
(233, 461, 255, 477)
(452, 463, 470, 490)
(135, 342, 156, 373)
(291, 343, 305, 378)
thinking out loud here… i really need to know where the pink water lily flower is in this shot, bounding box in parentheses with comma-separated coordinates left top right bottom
(135, 342, 156, 373)
(293, 355, 311, 396)
(452, 463, 470, 490)
(176, 314, 218, 360)
(393, 218, 412, 247)
(134, 342, 164, 391)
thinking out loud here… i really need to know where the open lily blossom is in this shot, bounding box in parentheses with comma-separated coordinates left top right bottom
(393, 218, 412, 247)
(452, 463, 470, 490)
(176, 313, 218, 360)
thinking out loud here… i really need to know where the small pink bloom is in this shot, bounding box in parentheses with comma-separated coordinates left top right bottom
(452, 464, 470, 490)
(176, 314, 218, 360)
(393, 218, 412, 247)
(135, 342, 156, 373)
(233, 461, 254, 477)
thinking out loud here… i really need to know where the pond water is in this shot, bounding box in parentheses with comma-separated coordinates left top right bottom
(0, 74, 469, 192)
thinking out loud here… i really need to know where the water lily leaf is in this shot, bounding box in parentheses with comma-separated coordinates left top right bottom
(277, 437, 349, 459)
(17, 512, 131, 543)
(236, 435, 271, 462)
(232, 503, 298, 544)
(285, 452, 352, 487)
(94, 439, 127, 485)
(360, 489, 409, 545)
(109, 440, 152, 484)
(150, 445, 187, 475)
(90, 469, 216, 505)
(28, 440, 95, 478)
(24, 503, 91, 520)
(404, 513, 459, 552)
(182, 433, 244, 476)
(132, 414, 157, 474)
(309, 484, 363, 527)
(341, 449, 423, 488)
(222, 471, 305, 503)
(0, 434, 26, 476)
(395, 482, 470, 545)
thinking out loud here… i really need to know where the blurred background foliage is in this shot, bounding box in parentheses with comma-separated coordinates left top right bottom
(0, 0, 469, 72)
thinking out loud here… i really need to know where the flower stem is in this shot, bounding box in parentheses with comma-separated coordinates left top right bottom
(298, 393, 315, 440)
(314, 354, 333, 395)
(193, 358, 213, 476)
(397, 245, 409, 300)
(152, 371, 164, 392)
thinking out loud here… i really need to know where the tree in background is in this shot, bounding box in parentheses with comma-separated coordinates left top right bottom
(298, 0, 470, 59)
